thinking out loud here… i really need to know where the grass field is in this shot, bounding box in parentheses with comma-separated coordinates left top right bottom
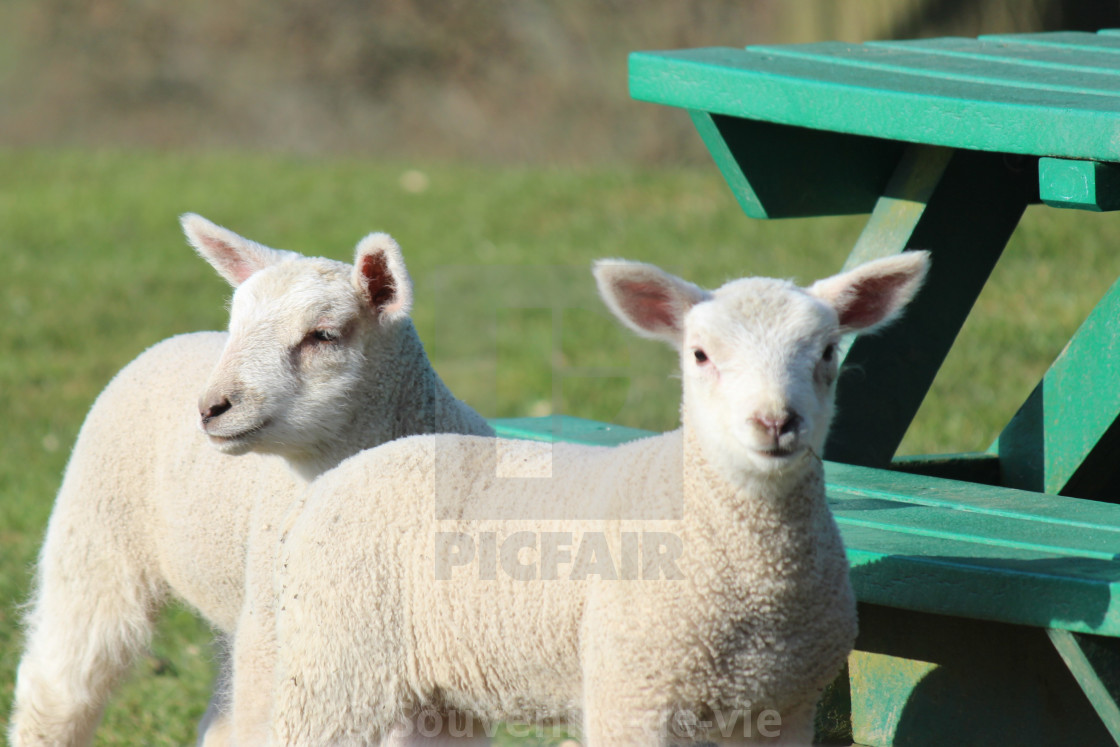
(2, 148, 1119, 744)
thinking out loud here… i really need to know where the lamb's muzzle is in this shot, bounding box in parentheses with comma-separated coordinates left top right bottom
(749, 409, 803, 453)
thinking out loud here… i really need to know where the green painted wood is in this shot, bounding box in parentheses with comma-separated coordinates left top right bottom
(993, 273, 1120, 500)
(989, 30, 1120, 53)
(629, 30, 1120, 161)
(489, 415, 655, 447)
(842, 523, 1120, 637)
(762, 40, 1120, 97)
(851, 604, 1116, 746)
(824, 146, 1032, 467)
(826, 460, 1120, 636)
(1039, 157, 1120, 211)
(877, 35, 1120, 73)
(687, 111, 768, 220)
(688, 111, 903, 219)
(825, 459, 1120, 527)
(838, 145, 954, 271)
(832, 494, 1120, 561)
(1047, 629, 1120, 743)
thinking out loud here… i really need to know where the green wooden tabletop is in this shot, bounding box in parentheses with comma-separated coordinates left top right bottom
(630, 31, 1120, 162)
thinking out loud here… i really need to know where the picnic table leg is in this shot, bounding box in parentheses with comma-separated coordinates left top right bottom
(823, 145, 1035, 468)
(993, 274, 1120, 500)
(1048, 629, 1120, 743)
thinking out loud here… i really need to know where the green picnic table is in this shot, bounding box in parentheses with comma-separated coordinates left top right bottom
(510, 29, 1120, 746)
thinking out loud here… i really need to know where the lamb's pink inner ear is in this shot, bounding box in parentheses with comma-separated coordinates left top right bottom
(615, 279, 680, 335)
(201, 235, 258, 285)
(360, 252, 398, 313)
(837, 271, 914, 330)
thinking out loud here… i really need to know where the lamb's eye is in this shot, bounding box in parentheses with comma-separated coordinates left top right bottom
(693, 349, 708, 364)
(309, 329, 339, 344)
(822, 343, 837, 362)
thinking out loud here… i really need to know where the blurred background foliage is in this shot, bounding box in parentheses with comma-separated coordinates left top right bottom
(1, 0, 1117, 162)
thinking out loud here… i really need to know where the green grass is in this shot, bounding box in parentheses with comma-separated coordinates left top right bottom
(2, 148, 1119, 744)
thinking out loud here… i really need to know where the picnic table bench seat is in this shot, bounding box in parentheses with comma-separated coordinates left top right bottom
(493, 29, 1120, 746)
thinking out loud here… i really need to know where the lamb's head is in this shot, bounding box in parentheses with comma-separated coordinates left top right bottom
(595, 253, 929, 481)
(183, 214, 413, 464)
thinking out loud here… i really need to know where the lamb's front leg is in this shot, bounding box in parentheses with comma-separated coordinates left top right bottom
(703, 701, 814, 746)
(580, 655, 673, 747)
(580, 697, 671, 747)
(10, 509, 162, 747)
(229, 553, 283, 745)
(196, 641, 233, 746)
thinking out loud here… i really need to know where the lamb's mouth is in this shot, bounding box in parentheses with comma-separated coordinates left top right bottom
(206, 419, 271, 444)
(755, 443, 803, 460)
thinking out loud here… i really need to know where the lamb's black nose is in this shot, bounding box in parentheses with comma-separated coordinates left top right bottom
(200, 397, 232, 423)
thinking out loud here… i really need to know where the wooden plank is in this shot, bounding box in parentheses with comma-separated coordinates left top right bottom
(489, 415, 655, 447)
(688, 112, 902, 219)
(760, 41, 1120, 97)
(687, 111, 771, 220)
(1039, 157, 1120, 211)
(830, 495, 1120, 560)
(993, 273, 1120, 500)
(873, 36, 1120, 73)
(842, 523, 1120, 637)
(826, 463, 1120, 636)
(838, 145, 953, 270)
(629, 41, 1120, 160)
(824, 146, 1031, 467)
(1047, 629, 1120, 743)
(987, 30, 1120, 53)
(825, 459, 1120, 527)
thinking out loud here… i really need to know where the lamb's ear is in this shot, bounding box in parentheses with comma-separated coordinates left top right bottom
(181, 213, 298, 287)
(352, 232, 412, 323)
(594, 259, 710, 348)
(809, 251, 930, 334)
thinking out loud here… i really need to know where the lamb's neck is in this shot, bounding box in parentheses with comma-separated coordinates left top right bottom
(383, 322, 468, 437)
(346, 322, 429, 439)
(351, 321, 472, 442)
(284, 456, 325, 484)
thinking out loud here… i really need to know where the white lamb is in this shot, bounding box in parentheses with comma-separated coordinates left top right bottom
(234, 251, 929, 745)
(10, 215, 492, 746)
